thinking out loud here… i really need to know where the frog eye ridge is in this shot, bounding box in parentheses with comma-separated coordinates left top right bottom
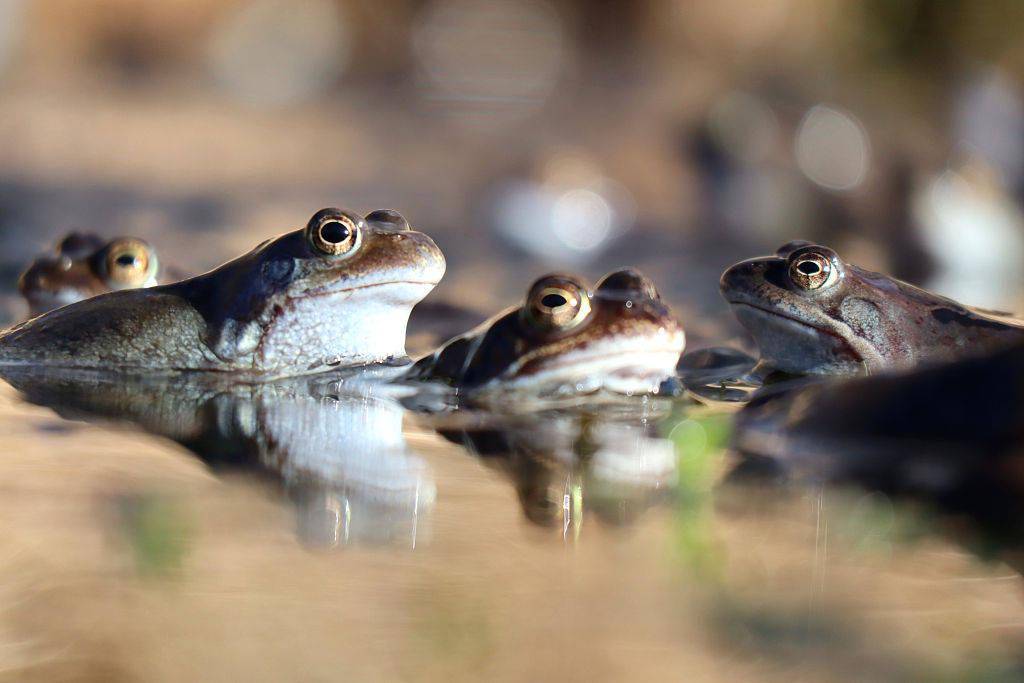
(787, 247, 840, 291)
(522, 275, 591, 332)
(595, 268, 660, 300)
(365, 209, 410, 232)
(306, 208, 362, 257)
(775, 240, 814, 258)
(100, 238, 158, 289)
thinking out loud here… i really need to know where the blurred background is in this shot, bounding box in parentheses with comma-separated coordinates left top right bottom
(2, 0, 1024, 324)
(4, 5, 1024, 679)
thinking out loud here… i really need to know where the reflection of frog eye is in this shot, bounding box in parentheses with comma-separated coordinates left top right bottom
(101, 239, 158, 289)
(523, 278, 591, 331)
(788, 250, 838, 290)
(307, 211, 361, 257)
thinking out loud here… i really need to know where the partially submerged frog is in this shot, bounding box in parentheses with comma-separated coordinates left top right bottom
(18, 232, 188, 316)
(720, 241, 1024, 375)
(0, 208, 446, 377)
(732, 343, 1024, 558)
(410, 269, 686, 402)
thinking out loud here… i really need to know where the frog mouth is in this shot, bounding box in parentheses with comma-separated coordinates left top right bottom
(516, 347, 685, 376)
(497, 334, 687, 396)
(728, 302, 865, 367)
(305, 279, 442, 298)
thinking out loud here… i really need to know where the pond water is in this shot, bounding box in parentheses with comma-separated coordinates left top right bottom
(0, 367, 1020, 682)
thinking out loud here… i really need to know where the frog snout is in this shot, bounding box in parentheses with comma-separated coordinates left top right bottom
(719, 259, 764, 299)
(396, 230, 447, 283)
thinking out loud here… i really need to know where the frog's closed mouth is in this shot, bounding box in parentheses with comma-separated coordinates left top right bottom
(0, 207, 446, 378)
(508, 342, 686, 386)
(727, 301, 865, 364)
(411, 268, 686, 404)
(721, 240, 1024, 376)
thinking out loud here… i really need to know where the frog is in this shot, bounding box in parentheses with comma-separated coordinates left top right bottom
(18, 232, 189, 317)
(0, 207, 446, 378)
(719, 240, 1024, 376)
(409, 268, 686, 403)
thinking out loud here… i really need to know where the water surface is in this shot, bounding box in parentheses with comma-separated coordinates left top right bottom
(0, 371, 1020, 682)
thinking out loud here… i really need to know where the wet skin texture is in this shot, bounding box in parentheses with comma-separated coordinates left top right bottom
(720, 241, 1024, 375)
(411, 269, 685, 401)
(0, 208, 446, 377)
(18, 232, 189, 317)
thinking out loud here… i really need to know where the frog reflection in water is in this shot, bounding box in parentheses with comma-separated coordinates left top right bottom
(18, 232, 189, 317)
(0, 208, 446, 377)
(433, 408, 677, 531)
(720, 241, 1024, 376)
(4, 368, 435, 549)
(412, 269, 686, 403)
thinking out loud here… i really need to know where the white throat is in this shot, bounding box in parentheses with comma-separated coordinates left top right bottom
(255, 282, 434, 374)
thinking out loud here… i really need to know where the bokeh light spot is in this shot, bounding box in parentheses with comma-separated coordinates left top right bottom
(795, 105, 870, 191)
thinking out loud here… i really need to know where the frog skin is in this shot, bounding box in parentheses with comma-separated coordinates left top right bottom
(0, 208, 446, 377)
(410, 268, 686, 402)
(720, 241, 1024, 376)
(18, 232, 190, 317)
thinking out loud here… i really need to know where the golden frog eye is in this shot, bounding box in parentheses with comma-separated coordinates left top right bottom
(102, 239, 158, 289)
(307, 213, 360, 257)
(523, 280, 591, 331)
(788, 250, 837, 290)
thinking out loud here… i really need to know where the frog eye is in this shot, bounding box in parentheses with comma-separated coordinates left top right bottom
(788, 250, 838, 290)
(306, 211, 361, 257)
(101, 239, 158, 289)
(523, 277, 591, 331)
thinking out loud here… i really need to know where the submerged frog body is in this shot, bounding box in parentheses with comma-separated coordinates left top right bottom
(732, 343, 1024, 556)
(0, 208, 445, 377)
(411, 269, 685, 402)
(18, 232, 188, 316)
(720, 241, 1024, 375)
